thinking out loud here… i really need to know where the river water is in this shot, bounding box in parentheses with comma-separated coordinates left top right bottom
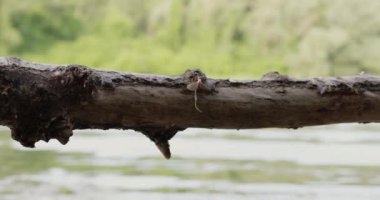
(1, 124, 380, 199)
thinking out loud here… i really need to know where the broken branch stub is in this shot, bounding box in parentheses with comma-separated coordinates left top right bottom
(135, 126, 186, 159)
(1, 57, 380, 159)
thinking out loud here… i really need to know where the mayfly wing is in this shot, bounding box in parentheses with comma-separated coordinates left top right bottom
(186, 82, 199, 91)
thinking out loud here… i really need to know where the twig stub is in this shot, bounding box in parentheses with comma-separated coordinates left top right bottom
(135, 126, 185, 159)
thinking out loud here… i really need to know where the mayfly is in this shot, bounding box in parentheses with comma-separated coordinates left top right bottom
(186, 76, 203, 112)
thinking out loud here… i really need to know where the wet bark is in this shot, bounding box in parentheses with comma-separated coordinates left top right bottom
(1, 57, 380, 158)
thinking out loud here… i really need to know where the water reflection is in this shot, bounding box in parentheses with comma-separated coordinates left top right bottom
(1, 124, 380, 199)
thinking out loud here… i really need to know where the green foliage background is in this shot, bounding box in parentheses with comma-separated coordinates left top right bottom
(1, 0, 380, 78)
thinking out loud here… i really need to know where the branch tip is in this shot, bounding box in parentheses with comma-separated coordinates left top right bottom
(155, 141, 171, 159)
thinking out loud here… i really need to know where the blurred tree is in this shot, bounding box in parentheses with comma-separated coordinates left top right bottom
(1, 0, 379, 77)
(0, 0, 22, 54)
(10, 2, 82, 53)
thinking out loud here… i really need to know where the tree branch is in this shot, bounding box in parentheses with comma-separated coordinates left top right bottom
(1, 57, 380, 158)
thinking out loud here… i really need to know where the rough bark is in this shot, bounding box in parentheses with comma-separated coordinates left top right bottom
(1, 57, 380, 158)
